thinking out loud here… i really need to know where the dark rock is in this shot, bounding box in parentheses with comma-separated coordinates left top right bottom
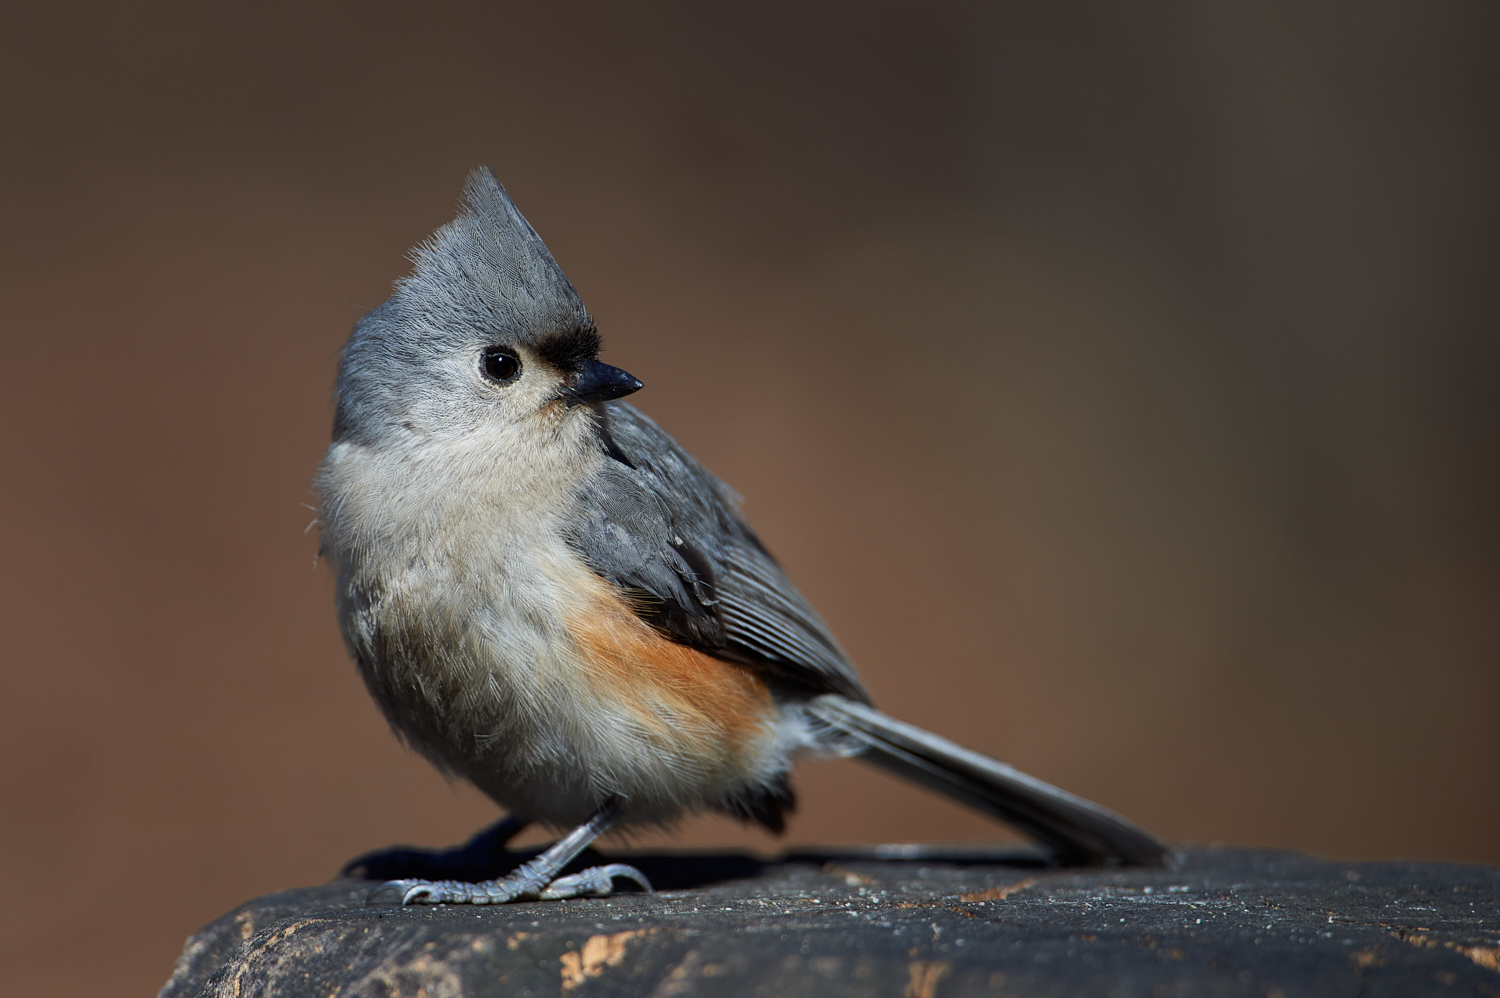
(161, 845, 1500, 997)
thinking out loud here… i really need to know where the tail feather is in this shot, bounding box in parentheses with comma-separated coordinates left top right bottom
(806, 695, 1169, 867)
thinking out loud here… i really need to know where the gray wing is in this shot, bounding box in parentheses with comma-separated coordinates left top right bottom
(562, 401, 870, 703)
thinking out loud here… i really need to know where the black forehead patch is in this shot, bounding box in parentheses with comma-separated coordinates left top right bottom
(534, 321, 602, 371)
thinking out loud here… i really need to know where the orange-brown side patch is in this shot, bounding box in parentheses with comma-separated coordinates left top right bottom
(565, 577, 774, 753)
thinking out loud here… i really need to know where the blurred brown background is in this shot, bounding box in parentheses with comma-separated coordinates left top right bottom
(2, 1, 1497, 993)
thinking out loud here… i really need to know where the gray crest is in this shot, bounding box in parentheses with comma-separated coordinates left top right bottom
(397, 167, 590, 347)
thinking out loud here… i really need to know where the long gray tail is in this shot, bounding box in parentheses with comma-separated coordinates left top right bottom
(805, 695, 1169, 867)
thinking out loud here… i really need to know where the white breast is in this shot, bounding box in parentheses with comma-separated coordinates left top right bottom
(315, 420, 809, 828)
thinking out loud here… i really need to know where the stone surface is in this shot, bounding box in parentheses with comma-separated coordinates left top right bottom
(162, 845, 1500, 997)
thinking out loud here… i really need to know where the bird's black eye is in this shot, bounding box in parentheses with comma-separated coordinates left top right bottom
(480, 347, 522, 384)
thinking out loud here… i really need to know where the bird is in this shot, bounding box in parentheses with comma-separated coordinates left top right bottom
(314, 167, 1168, 906)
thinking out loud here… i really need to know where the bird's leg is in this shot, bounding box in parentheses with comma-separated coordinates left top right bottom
(367, 802, 652, 905)
(344, 814, 531, 882)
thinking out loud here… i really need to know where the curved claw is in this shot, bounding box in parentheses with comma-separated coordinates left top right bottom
(365, 879, 459, 905)
(599, 863, 654, 894)
(365, 879, 420, 905)
(538, 864, 654, 900)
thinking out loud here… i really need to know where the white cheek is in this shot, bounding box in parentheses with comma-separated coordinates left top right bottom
(465, 351, 570, 422)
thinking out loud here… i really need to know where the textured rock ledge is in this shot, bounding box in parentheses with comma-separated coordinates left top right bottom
(162, 845, 1499, 997)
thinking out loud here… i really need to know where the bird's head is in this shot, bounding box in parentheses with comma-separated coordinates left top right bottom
(330, 168, 641, 449)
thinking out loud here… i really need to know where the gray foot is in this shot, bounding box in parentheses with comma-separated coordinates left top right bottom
(539, 864, 653, 900)
(368, 863, 652, 905)
(367, 803, 639, 906)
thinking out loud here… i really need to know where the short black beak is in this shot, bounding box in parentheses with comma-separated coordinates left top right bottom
(562, 359, 644, 406)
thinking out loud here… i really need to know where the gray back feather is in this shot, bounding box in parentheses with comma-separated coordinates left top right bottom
(567, 403, 871, 703)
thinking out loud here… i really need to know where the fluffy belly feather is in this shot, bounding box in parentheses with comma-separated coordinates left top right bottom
(341, 543, 789, 828)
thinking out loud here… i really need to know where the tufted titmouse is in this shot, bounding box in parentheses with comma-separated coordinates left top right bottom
(315, 168, 1167, 905)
